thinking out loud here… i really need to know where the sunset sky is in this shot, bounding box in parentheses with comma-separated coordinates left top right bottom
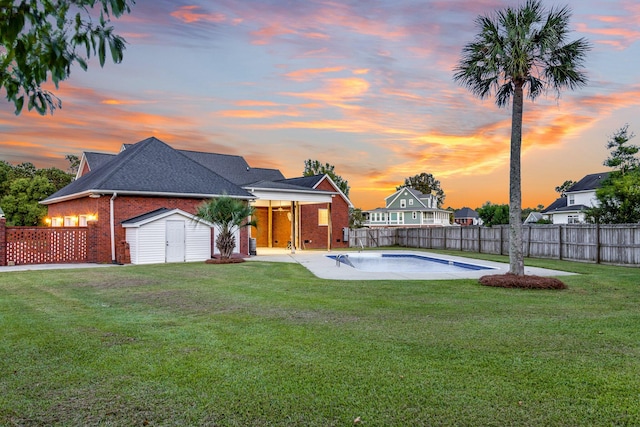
(1, 0, 639, 211)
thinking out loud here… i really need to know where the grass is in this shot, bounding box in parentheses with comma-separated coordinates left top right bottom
(0, 254, 639, 426)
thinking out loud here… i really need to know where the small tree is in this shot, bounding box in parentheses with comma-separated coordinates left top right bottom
(555, 180, 576, 196)
(603, 124, 638, 175)
(349, 208, 365, 229)
(196, 196, 256, 260)
(303, 159, 350, 197)
(396, 173, 445, 207)
(477, 202, 510, 227)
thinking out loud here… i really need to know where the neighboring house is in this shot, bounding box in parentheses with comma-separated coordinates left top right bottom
(363, 187, 451, 227)
(41, 137, 352, 264)
(541, 172, 609, 224)
(454, 207, 482, 226)
(523, 212, 543, 224)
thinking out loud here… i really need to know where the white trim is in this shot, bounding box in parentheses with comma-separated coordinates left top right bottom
(40, 190, 254, 205)
(122, 209, 214, 228)
(312, 175, 354, 208)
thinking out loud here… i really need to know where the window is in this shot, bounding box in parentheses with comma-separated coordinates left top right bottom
(412, 212, 418, 220)
(79, 215, 88, 227)
(409, 199, 414, 206)
(64, 216, 77, 227)
(51, 217, 63, 227)
(400, 199, 406, 208)
(568, 215, 580, 224)
(568, 194, 575, 205)
(318, 208, 329, 226)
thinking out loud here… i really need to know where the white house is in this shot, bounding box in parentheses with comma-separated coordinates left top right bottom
(363, 187, 452, 227)
(541, 172, 609, 224)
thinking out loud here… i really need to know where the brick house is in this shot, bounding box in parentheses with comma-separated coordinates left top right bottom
(41, 137, 352, 264)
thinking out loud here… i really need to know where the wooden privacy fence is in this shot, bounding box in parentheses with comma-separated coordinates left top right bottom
(349, 224, 640, 266)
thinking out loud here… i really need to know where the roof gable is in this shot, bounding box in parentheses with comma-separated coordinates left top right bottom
(386, 187, 428, 209)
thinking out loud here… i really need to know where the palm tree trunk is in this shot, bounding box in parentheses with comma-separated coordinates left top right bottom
(509, 82, 525, 275)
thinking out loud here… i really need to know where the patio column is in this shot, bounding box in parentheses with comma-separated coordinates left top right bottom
(326, 202, 332, 251)
(268, 201, 273, 248)
(290, 201, 296, 253)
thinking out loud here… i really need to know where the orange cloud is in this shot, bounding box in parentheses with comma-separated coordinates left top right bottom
(282, 77, 370, 102)
(234, 100, 281, 107)
(220, 109, 300, 119)
(285, 67, 345, 81)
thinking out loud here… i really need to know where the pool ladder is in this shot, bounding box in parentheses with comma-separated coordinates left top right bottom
(335, 253, 348, 267)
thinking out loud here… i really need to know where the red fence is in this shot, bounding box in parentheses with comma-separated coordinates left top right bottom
(0, 219, 98, 266)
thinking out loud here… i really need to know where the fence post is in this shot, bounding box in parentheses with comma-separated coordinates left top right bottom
(0, 218, 6, 266)
(595, 223, 600, 264)
(558, 225, 563, 260)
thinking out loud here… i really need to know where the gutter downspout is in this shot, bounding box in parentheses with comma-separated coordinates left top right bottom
(110, 193, 117, 263)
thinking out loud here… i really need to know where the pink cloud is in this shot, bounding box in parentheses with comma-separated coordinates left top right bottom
(170, 5, 227, 24)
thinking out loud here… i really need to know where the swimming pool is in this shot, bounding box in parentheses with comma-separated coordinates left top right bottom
(328, 253, 497, 273)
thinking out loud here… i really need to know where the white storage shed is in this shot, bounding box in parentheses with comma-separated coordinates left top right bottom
(122, 208, 213, 264)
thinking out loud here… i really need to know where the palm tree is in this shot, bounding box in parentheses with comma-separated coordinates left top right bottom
(454, 0, 590, 275)
(196, 196, 256, 260)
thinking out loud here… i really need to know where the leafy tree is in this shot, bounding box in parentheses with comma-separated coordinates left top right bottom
(586, 125, 640, 224)
(454, 0, 590, 275)
(555, 180, 576, 196)
(477, 202, 510, 227)
(0, 159, 74, 225)
(349, 207, 365, 229)
(1, 0, 134, 115)
(0, 160, 13, 197)
(1, 176, 54, 225)
(586, 170, 640, 224)
(303, 159, 350, 197)
(196, 196, 256, 260)
(603, 124, 638, 175)
(66, 154, 81, 175)
(396, 172, 445, 207)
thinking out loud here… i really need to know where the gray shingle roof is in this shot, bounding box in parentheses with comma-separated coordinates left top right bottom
(180, 150, 285, 185)
(454, 207, 478, 218)
(43, 137, 252, 202)
(541, 196, 590, 213)
(278, 175, 324, 188)
(121, 207, 171, 224)
(84, 152, 116, 172)
(567, 172, 609, 192)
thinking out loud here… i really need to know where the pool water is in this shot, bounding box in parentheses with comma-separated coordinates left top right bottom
(328, 253, 496, 273)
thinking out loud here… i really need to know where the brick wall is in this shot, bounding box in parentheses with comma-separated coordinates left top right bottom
(298, 178, 350, 250)
(46, 195, 250, 264)
(0, 218, 6, 266)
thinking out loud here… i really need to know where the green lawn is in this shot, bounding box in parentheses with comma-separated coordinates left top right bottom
(1, 255, 638, 426)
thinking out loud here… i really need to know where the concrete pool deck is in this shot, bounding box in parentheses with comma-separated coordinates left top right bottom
(247, 249, 576, 281)
(0, 249, 575, 281)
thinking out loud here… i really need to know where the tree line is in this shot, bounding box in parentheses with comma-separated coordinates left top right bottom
(0, 157, 77, 226)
